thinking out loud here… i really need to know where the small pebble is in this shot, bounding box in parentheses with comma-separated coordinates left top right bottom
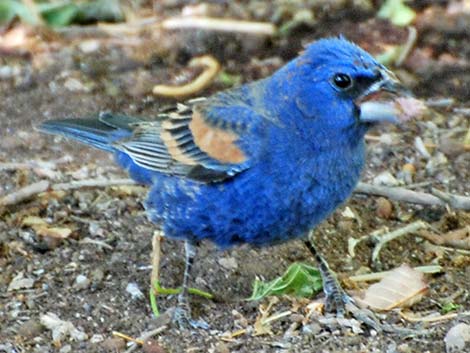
(376, 197, 393, 219)
(301, 323, 322, 335)
(373, 171, 399, 186)
(90, 334, 105, 343)
(126, 282, 144, 300)
(445, 323, 470, 353)
(212, 342, 229, 353)
(59, 344, 72, 353)
(101, 337, 126, 352)
(90, 268, 105, 286)
(64, 77, 89, 92)
(143, 339, 166, 353)
(74, 274, 90, 290)
(78, 40, 100, 53)
(18, 319, 44, 338)
(218, 257, 238, 270)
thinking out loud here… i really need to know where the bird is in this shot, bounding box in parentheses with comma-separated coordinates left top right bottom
(40, 37, 417, 329)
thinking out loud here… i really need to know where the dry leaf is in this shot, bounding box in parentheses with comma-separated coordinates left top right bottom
(356, 264, 428, 311)
(253, 297, 278, 336)
(40, 313, 88, 343)
(8, 272, 35, 291)
(22, 216, 73, 239)
(35, 226, 72, 239)
(21, 216, 47, 227)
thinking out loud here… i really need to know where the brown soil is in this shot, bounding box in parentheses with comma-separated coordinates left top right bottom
(1, 2, 469, 353)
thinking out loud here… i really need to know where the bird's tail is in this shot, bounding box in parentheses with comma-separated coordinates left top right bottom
(39, 113, 139, 152)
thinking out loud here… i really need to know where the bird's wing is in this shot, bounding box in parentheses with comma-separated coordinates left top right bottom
(112, 97, 257, 183)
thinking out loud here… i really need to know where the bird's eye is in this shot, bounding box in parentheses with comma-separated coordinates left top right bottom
(332, 73, 353, 90)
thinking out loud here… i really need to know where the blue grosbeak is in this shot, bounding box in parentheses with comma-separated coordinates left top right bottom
(40, 37, 415, 328)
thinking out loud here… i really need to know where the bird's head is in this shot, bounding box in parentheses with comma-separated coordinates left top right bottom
(268, 37, 423, 142)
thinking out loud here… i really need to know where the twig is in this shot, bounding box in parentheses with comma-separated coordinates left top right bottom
(0, 178, 136, 208)
(0, 156, 72, 178)
(355, 183, 443, 206)
(151, 231, 162, 293)
(425, 98, 455, 108)
(399, 310, 470, 323)
(396, 26, 417, 66)
(431, 188, 470, 210)
(355, 183, 470, 210)
(262, 310, 292, 325)
(454, 107, 470, 115)
(161, 17, 276, 35)
(348, 265, 443, 282)
(0, 180, 50, 207)
(153, 55, 220, 98)
(79, 237, 114, 250)
(372, 221, 428, 264)
(417, 226, 470, 250)
(122, 325, 168, 353)
(52, 178, 136, 191)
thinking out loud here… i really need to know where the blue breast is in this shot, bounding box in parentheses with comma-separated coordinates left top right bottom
(143, 137, 366, 248)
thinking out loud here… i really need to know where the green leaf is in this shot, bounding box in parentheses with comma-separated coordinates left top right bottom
(217, 71, 242, 87)
(441, 302, 462, 314)
(0, 0, 17, 24)
(41, 3, 78, 27)
(248, 263, 323, 301)
(0, 0, 38, 25)
(378, 0, 416, 27)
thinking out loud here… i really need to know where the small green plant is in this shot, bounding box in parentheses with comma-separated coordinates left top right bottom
(249, 262, 323, 301)
(440, 301, 462, 314)
(150, 281, 213, 317)
(378, 0, 416, 27)
(0, 0, 124, 27)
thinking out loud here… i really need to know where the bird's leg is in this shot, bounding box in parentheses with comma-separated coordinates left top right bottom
(304, 240, 349, 315)
(304, 238, 383, 332)
(171, 241, 209, 329)
(177, 241, 196, 315)
(171, 240, 195, 327)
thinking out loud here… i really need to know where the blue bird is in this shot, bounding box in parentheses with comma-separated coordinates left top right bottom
(40, 37, 416, 329)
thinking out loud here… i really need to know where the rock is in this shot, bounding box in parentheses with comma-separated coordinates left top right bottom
(302, 323, 322, 336)
(213, 342, 229, 353)
(376, 197, 393, 219)
(143, 339, 166, 353)
(373, 171, 399, 186)
(90, 268, 105, 289)
(8, 272, 35, 291)
(59, 345, 71, 353)
(90, 334, 104, 343)
(218, 257, 238, 270)
(64, 77, 89, 92)
(78, 40, 100, 53)
(445, 323, 470, 353)
(101, 337, 126, 352)
(18, 319, 44, 338)
(74, 274, 90, 290)
(126, 282, 144, 300)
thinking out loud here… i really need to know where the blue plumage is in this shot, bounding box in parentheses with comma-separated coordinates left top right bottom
(40, 37, 413, 326)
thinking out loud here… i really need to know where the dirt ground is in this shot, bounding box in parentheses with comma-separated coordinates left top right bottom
(1, 2, 470, 353)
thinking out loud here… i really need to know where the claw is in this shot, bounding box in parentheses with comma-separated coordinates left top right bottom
(305, 239, 394, 333)
(171, 306, 209, 330)
(322, 271, 384, 332)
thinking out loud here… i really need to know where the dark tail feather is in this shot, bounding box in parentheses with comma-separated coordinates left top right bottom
(39, 113, 139, 152)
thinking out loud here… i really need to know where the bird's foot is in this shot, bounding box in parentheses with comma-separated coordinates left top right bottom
(320, 268, 386, 332)
(171, 296, 209, 330)
(323, 287, 418, 334)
